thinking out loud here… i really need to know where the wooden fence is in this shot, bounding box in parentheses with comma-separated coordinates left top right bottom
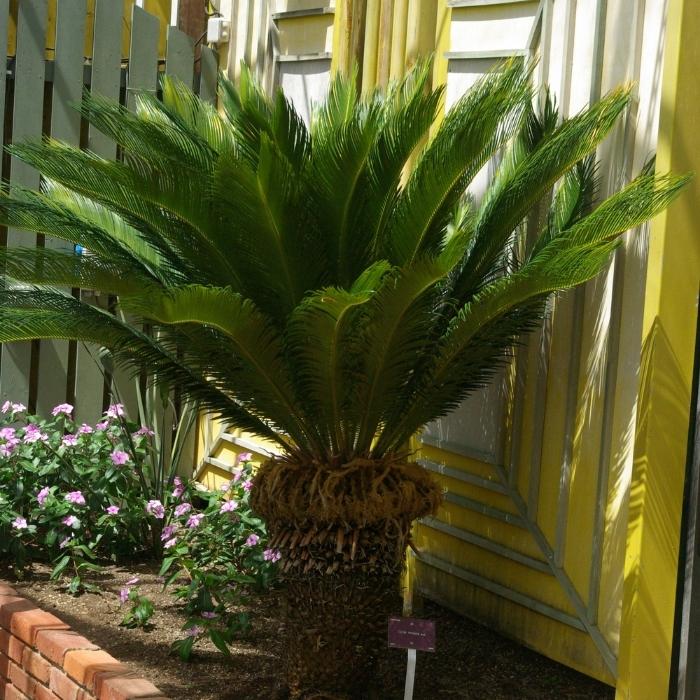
(0, 0, 216, 424)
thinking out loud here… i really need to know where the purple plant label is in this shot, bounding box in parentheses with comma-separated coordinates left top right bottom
(388, 616, 436, 652)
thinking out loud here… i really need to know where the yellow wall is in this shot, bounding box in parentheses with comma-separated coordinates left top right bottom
(616, 0, 700, 695)
(197, 1, 699, 694)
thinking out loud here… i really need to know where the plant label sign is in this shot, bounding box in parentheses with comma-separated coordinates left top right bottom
(388, 616, 436, 652)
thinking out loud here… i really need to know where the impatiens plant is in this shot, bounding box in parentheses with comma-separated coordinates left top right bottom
(0, 58, 688, 696)
(0, 401, 176, 591)
(120, 578, 156, 630)
(160, 456, 277, 660)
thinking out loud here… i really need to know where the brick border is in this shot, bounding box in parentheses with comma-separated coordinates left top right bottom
(0, 583, 168, 700)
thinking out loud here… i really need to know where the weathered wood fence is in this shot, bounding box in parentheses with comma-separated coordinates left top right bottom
(0, 0, 216, 424)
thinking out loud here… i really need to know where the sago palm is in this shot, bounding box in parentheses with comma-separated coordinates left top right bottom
(0, 60, 687, 698)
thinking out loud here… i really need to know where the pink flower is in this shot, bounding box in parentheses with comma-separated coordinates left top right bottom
(11, 403, 25, 413)
(219, 480, 231, 493)
(163, 537, 178, 549)
(146, 500, 165, 519)
(105, 505, 120, 515)
(65, 491, 85, 506)
(59, 537, 72, 549)
(119, 588, 129, 604)
(126, 577, 140, 586)
(186, 513, 204, 529)
(245, 533, 260, 547)
(0, 440, 18, 458)
(185, 625, 204, 637)
(11, 516, 27, 530)
(263, 548, 282, 562)
(172, 477, 185, 499)
(160, 524, 178, 541)
(78, 423, 93, 434)
(133, 426, 155, 437)
(62, 515, 79, 528)
(51, 403, 73, 417)
(242, 480, 253, 492)
(37, 487, 50, 506)
(95, 420, 109, 431)
(220, 500, 238, 513)
(201, 611, 217, 619)
(174, 502, 191, 517)
(106, 403, 125, 419)
(0, 427, 16, 440)
(24, 424, 48, 444)
(237, 452, 253, 463)
(1, 401, 10, 413)
(61, 434, 78, 447)
(110, 450, 129, 466)
(231, 469, 243, 484)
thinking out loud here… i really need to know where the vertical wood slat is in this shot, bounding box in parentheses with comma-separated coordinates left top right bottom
(74, 0, 124, 423)
(112, 4, 160, 421)
(88, 0, 122, 157)
(36, 0, 87, 417)
(1, 0, 48, 407)
(127, 5, 159, 110)
(0, 0, 9, 181)
(165, 25, 194, 87)
(199, 46, 218, 104)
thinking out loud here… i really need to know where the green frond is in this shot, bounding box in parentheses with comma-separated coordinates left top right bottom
(0, 247, 157, 295)
(0, 61, 687, 464)
(0, 289, 290, 449)
(453, 86, 631, 302)
(121, 284, 316, 449)
(286, 261, 392, 457)
(386, 59, 532, 266)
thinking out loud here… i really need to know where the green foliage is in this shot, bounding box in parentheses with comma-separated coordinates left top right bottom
(0, 402, 171, 592)
(0, 60, 689, 465)
(159, 457, 276, 660)
(120, 586, 156, 630)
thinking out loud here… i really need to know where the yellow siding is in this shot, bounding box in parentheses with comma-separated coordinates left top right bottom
(616, 0, 700, 695)
(201, 1, 698, 694)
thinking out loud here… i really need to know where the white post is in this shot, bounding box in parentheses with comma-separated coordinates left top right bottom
(404, 648, 417, 700)
(170, 0, 179, 26)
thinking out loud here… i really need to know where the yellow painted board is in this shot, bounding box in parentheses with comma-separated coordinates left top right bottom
(563, 271, 614, 604)
(534, 291, 577, 545)
(418, 443, 502, 482)
(615, 0, 700, 695)
(415, 559, 616, 685)
(277, 14, 334, 56)
(415, 527, 574, 613)
(431, 500, 545, 562)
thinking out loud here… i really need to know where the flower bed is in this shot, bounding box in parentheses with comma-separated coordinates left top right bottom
(0, 581, 166, 700)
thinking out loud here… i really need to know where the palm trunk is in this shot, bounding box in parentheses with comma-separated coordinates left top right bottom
(252, 458, 441, 700)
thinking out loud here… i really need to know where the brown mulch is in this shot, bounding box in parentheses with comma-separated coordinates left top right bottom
(4, 562, 614, 699)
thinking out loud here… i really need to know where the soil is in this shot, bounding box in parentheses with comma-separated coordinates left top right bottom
(4, 562, 614, 699)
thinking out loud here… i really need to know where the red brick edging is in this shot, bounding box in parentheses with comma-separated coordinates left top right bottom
(0, 583, 168, 700)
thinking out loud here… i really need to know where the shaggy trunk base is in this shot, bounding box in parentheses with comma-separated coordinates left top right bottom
(284, 570, 399, 699)
(251, 457, 442, 699)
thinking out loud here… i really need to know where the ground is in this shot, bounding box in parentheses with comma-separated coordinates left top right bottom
(5, 563, 614, 699)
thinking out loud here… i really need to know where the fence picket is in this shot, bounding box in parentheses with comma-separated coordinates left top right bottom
(1, 0, 48, 408)
(74, 0, 124, 423)
(0, 2, 208, 446)
(0, 0, 9, 181)
(165, 25, 194, 87)
(199, 46, 218, 104)
(127, 5, 159, 109)
(35, 0, 87, 417)
(109, 4, 161, 421)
